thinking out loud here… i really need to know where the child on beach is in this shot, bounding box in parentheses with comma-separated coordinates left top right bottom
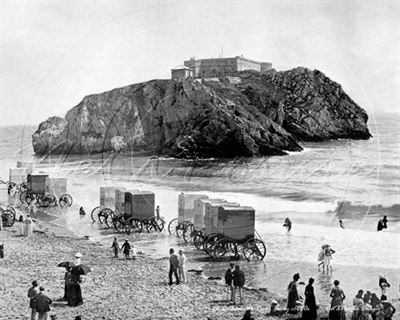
(121, 240, 131, 260)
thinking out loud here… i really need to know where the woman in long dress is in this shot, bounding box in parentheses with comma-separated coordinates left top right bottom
(67, 267, 83, 306)
(329, 280, 346, 320)
(302, 278, 317, 320)
(287, 273, 301, 314)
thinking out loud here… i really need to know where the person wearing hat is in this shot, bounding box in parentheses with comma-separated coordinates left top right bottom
(287, 273, 301, 314)
(75, 252, 82, 266)
(28, 280, 39, 320)
(32, 287, 52, 320)
(302, 278, 317, 320)
(121, 239, 131, 260)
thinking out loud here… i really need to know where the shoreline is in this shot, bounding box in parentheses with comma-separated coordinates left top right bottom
(0, 213, 283, 320)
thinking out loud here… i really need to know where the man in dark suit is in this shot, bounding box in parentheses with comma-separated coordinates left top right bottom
(233, 265, 245, 305)
(224, 263, 235, 301)
(32, 287, 52, 320)
(168, 248, 180, 285)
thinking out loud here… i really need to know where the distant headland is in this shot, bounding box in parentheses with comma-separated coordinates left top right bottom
(32, 57, 371, 158)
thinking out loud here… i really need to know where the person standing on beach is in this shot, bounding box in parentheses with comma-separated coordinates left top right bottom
(23, 214, 34, 237)
(168, 248, 179, 285)
(329, 280, 346, 320)
(379, 275, 391, 296)
(32, 287, 52, 320)
(302, 278, 317, 320)
(156, 205, 160, 219)
(287, 273, 301, 314)
(360, 295, 373, 320)
(233, 265, 245, 305)
(351, 290, 364, 320)
(111, 237, 119, 259)
(28, 280, 39, 320)
(283, 218, 292, 232)
(339, 220, 345, 229)
(324, 245, 336, 272)
(381, 296, 396, 320)
(121, 239, 131, 260)
(382, 216, 388, 229)
(318, 246, 326, 271)
(178, 249, 187, 283)
(224, 263, 235, 301)
(63, 264, 73, 302)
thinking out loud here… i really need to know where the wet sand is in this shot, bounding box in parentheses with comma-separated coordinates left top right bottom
(0, 214, 283, 320)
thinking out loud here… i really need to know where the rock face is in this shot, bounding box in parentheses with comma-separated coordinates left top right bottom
(32, 67, 371, 158)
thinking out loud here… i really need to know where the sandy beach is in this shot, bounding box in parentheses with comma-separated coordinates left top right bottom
(0, 215, 283, 320)
(1, 202, 399, 320)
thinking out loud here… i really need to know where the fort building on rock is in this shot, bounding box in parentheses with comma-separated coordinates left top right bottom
(171, 56, 272, 80)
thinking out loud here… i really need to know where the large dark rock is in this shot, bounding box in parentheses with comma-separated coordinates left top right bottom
(32, 68, 371, 158)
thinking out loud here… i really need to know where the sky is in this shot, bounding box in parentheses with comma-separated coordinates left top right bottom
(0, 0, 399, 126)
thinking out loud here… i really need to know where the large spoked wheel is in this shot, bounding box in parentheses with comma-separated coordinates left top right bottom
(243, 238, 266, 261)
(105, 210, 116, 229)
(125, 218, 143, 235)
(26, 193, 38, 206)
(18, 182, 28, 193)
(91, 206, 101, 223)
(153, 217, 165, 232)
(113, 215, 126, 232)
(213, 239, 237, 259)
(6, 205, 16, 215)
(168, 218, 179, 235)
(98, 208, 113, 226)
(145, 220, 156, 233)
(2, 209, 16, 227)
(59, 194, 73, 207)
(193, 230, 204, 249)
(20, 190, 29, 204)
(182, 224, 195, 243)
(203, 234, 220, 256)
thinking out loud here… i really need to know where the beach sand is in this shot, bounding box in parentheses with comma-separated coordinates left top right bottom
(0, 218, 281, 320)
(1, 209, 399, 320)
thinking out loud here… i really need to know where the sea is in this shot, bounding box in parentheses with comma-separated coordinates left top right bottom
(0, 112, 399, 313)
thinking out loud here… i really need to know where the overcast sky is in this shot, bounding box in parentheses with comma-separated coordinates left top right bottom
(1, 0, 399, 126)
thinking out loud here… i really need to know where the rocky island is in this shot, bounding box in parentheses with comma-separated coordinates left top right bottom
(32, 67, 371, 158)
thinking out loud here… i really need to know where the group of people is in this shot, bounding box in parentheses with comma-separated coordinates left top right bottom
(224, 263, 246, 305)
(283, 273, 396, 320)
(27, 281, 53, 320)
(317, 244, 336, 272)
(168, 248, 187, 285)
(111, 237, 137, 260)
(351, 288, 396, 320)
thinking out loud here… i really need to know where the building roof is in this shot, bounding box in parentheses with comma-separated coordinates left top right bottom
(171, 65, 190, 71)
